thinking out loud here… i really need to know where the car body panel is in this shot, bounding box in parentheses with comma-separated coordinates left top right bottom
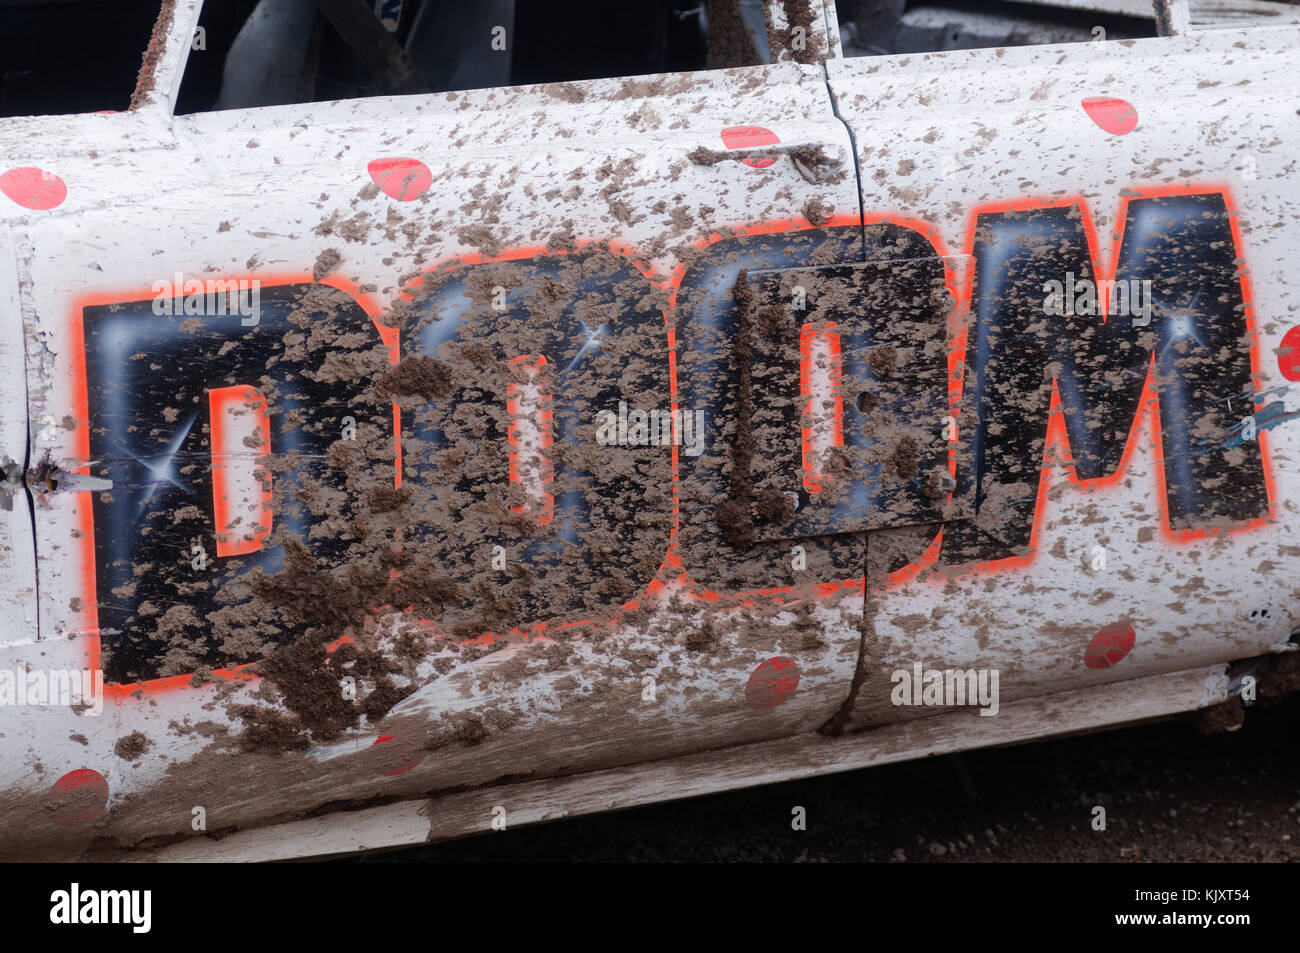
(827, 26, 1300, 727)
(2, 5, 871, 856)
(0, 0, 1296, 859)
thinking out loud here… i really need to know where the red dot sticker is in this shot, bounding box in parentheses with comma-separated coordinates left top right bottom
(49, 768, 108, 826)
(1081, 97, 1138, 136)
(721, 125, 779, 169)
(1084, 622, 1136, 670)
(367, 158, 432, 202)
(746, 656, 800, 709)
(0, 167, 67, 210)
(1278, 326, 1300, 382)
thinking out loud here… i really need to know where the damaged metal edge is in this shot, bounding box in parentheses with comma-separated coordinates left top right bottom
(116, 664, 1225, 862)
(130, 0, 205, 117)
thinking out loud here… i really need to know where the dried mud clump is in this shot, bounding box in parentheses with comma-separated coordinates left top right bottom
(802, 196, 833, 225)
(374, 355, 454, 400)
(228, 538, 420, 747)
(866, 345, 897, 377)
(313, 248, 343, 281)
(755, 303, 796, 341)
(114, 731, 151, 761)
(754, 487, 796, 525)
(890, 435, 918, 479)
(683, 617, 719, 652)
(686, 146, 728, 167)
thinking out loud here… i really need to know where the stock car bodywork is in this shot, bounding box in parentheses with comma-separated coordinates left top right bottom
(0, 0, 1298, 860)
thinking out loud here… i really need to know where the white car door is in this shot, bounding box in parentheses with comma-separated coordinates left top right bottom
(4, 0, 878, 857)
(825, 17, 1300, 728)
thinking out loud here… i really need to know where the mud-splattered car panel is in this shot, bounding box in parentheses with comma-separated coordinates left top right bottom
(0, 0, 1297, 859)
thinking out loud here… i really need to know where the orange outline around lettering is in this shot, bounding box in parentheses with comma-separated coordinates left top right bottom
(56, 191, 1273, 697)
(208, 385, 272, 558)
(941, 183, 1274, 580)
(65, 274, 393, 700)
(800, 322, 844, 494)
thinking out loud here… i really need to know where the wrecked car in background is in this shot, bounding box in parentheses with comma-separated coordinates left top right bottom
(0, 0, 1297, 860)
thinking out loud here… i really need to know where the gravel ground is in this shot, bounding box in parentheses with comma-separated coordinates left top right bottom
(357, 694, 1300, 862)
